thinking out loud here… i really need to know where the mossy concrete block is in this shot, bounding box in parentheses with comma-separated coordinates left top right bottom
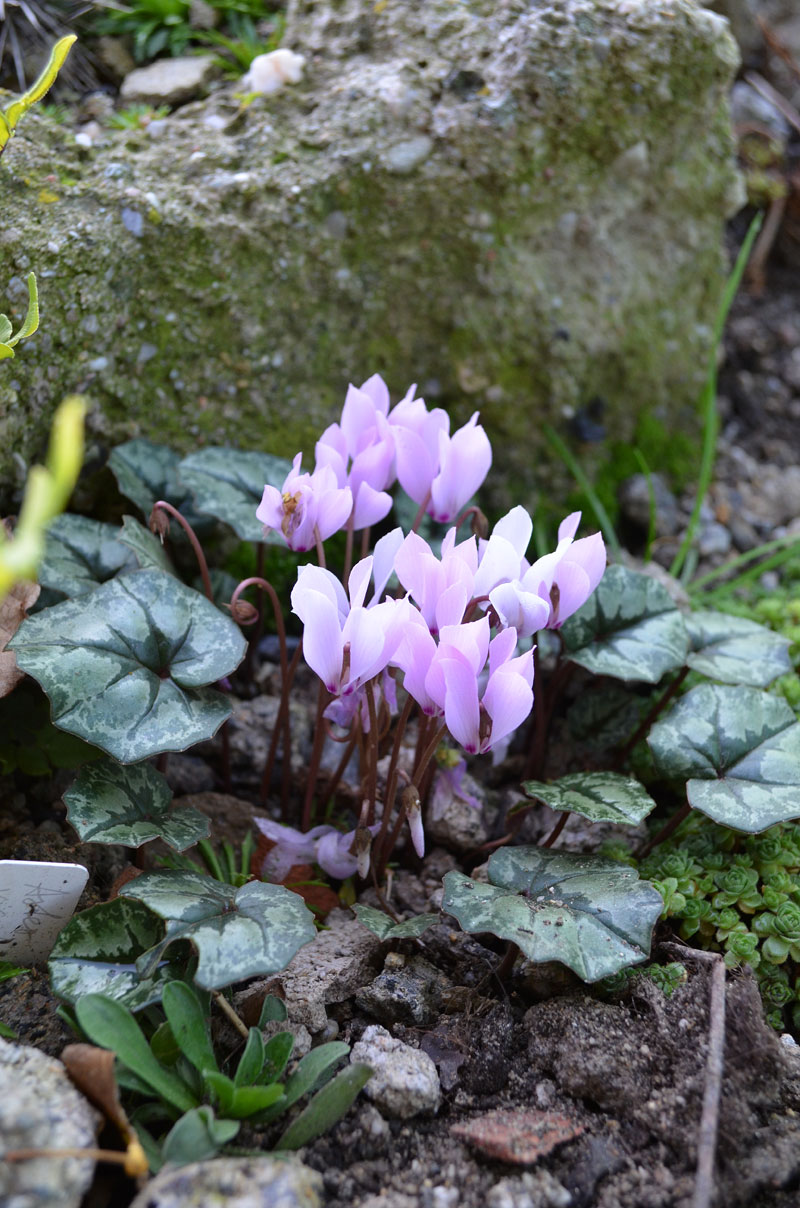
(0, 0, 742, 511)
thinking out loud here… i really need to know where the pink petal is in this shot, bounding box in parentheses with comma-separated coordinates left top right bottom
(352, 483, 393, 530)
(372, 528, 403, 602)
(493, 506, 533, 559)
(435, 653, 481, 753)
(482, 656, 534, 751)
(393, 424, 437, 505)
(358, 373, 390, 417)
(558, 511, 582, 542)
(293, 588, 344, 692)
(348, 557, 374, 610)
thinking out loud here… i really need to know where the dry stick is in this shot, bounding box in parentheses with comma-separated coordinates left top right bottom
(613, 666, 690, 771)
(302, 682, 331, 831)
(4, 1147, 138, 1172)
(212, 989, 250, 1040)
(756, 15, 800, 83)
(661, 944, 726, 1208)
(151, 500, 213, 602)
(745, 71, 800, 137)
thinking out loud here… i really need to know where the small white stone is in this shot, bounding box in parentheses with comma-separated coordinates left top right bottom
(241, 49, 306, 96)
(351, 1025, 441, 1118)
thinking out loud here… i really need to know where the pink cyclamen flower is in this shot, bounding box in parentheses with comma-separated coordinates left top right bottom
(489, 512, 606, 632)
(393, 528, 477, 634)
(388, 388, 450, 506)
(255, 817, 380, 881)
(316, 410, 395, 530)
(425, 620, 534, 754)
(256, 453, 352, 552)
(429, 412, 492, 524)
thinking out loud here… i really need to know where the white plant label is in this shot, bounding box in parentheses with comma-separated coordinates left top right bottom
(0, 860, 88, 964)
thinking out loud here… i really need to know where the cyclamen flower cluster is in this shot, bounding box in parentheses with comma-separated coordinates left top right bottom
(256, 373, 606, 877)
(256, 374, 493, 549)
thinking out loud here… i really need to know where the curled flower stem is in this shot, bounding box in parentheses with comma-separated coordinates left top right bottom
(260, 639, 304, 816)
(374, 694, 416, 870)
(364, 680, 380, 825)
(151, 500, 213, 602)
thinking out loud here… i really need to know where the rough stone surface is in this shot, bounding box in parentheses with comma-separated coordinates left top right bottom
(0, 1039, 99, 1208)
(356, 954, 451, 1026)
(236, 908, 383, 1033)
(0, 0, 742, 510)
(127, 1157, 323, 1208)
(351, 1024, 442, 1118)
(119, 56, 220, 107)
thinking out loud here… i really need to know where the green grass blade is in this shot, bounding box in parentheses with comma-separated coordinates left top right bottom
(543, 423, 621, 558)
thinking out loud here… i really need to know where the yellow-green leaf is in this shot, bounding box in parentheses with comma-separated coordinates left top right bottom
(2, 36, 77, 143)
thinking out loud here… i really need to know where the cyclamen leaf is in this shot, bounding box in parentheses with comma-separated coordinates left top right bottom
(9, 570, 246, 763)
(522, 773, 657, 826)
(352, 904, 440, 940)
(121, 872, 317, 991)
(177, 447, 292, 542)
(108, 439, 204, 530)
(685, 610, 792, 687)
(63, 758, 209, 850)
(443, 847, 663, 982)
(648, 684, 800, 832)
(48, 897, 177, 1010)
(118, 515, 176, 576)
(38, 515, 137, 598)
(561, 564, 689, 683)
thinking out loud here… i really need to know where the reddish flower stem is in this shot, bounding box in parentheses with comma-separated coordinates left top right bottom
(151, 500, 213, 602)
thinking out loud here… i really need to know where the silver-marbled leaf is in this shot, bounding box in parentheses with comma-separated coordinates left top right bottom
(121, 871, 317, 990)
(63, 757, 209, 850)
(177, 447, 292, 542)
(352, 904, 439, 940)
(9, 569, 246, 762)
(562, 564, 689, 683)
(522, 772, 656, 825)
(648, 683, 800, 831)
(38, 514, 136, 598)
(118, 514, 176, 575)
(685, 609, 792, 687)
(442, 846, 663, 982)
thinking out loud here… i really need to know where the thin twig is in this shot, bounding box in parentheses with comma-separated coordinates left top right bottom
(745, 71, 800, 136)
(212, 989, 250, 1040)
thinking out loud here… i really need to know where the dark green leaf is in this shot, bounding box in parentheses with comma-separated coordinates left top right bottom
(63, 757, 209, 850)
(76, 994, 197, 1112)
(160, 1106, 239, 1166)
(162, 981, 218, 1075)
(121, 872, 317, 991)
(352, 904, 440, 940)
(276, 1063, 373, 1150)
(177, 447, 292, 542)
(442, 847, 664, 982)
(258, 994, 288, 1025)
(522, 772, 657, 825)
(38, 515, 136, 598)
(648, 683, 800, 831)
(258, 1041, 350, 1123)
(118, 515, 175, 575)
(234, 1028, 264, 1088)
(10, 570, 247, 762)
(685, 610, 792, 687)
(204, 1071, 235, 1114)
(150, 1021, 181, 1066)
(48, 897, 176, 1009)
(109, 440, 194, 520)
(562, 564, 689, 683)
(227, 1082, 285, 1119)
(259, 1031, 294, 1084)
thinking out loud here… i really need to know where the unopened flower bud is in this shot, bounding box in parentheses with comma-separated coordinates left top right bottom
(149, 507, 170, 541)
(230, 599, 259, 625)
(350, 826, 374, 879)
(401, 784, 424, 859)
(471, 508, 489, 540)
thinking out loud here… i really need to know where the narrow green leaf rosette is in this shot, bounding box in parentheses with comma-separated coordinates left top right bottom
(276, 1064, 373, 1150)
(352, 904, 440, 940)
(38, 515, 137, 598)
(522, 772, 657, 826)
(121, 871, 317, 990)
(177, 448, 292, 542)
(442, 847, 663, 982)
(48, 897, 177, 1009)
(9, 570, 247, 762)
(63, 758, 210, 850)
(648, 684, 800, 832)
(561, 564, 689, 683)
(685, 610, 792, 688)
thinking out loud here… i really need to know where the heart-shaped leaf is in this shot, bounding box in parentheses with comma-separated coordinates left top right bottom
(64, 758, 210, 850)
(177, 448, 292, 542)
(522, 772, 657, 826)
(685, 610, 792, 687)
(118, 515, 176, 576)
(352, 904, 440, 940)
(48, 897, 180, 1009)
(121, 871, 317, 990)
(648, 683, 800, 831)
(442, 847, 663, 982)
(108, 440, 199, 523)
(38, 515, 136, 598)
(562, 565, 689, 683)
(10, 570, 246, 762)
